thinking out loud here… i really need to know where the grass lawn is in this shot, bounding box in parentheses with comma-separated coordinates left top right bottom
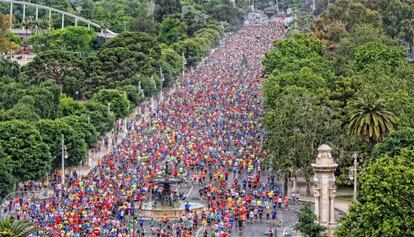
(336, 195, 353, 202)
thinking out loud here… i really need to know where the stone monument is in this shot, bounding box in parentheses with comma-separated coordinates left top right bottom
(312, 144, 338, 230)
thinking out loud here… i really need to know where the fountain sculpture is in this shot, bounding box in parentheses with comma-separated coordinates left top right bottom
(140, 162, 205, 219)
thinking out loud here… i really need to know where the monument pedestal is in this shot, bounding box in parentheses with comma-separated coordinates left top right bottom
(312, 144, 338, 230)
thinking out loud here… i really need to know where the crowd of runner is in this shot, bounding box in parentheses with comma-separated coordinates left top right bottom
(3, 20, 284, 237)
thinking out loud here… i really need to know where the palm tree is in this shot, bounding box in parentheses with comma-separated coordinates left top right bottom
(0, 217, 38, 237)
(100, 20, 110, 39)
(347, 96, 397, 151)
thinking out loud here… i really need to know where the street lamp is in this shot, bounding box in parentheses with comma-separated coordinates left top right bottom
(313, 175, 319, 188)
(350, 152, 358, 200)
(159, 67, 165, 102)
(61, 134, 68, 187)
(182, 52, 187, 78)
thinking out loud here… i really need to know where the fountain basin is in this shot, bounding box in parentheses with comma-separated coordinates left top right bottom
(141, 201, 205, 219)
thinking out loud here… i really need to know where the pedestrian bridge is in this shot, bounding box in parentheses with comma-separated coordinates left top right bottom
(0, 0, 117, 38)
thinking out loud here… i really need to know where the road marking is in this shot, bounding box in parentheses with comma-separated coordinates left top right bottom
(186, 185, 194, 198)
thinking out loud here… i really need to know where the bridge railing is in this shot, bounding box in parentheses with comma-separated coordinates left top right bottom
(0, 0, 116, 36)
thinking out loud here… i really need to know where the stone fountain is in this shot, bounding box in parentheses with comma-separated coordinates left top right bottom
(140, 162, 205, 219)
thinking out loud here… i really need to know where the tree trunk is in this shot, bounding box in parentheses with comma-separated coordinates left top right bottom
(304, 169, 312, 196)
(284, 173, 288, 197)
(292, 170, 298, 193)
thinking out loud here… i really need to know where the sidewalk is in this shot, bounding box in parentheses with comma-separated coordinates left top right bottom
(288, 176, 352, 213)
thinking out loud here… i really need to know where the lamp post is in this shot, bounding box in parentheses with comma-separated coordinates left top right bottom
(349, 152, 358, 200)
(159, 67, 165, 102)
(182, 52, 187, 78)
(61, 134, 68, 187)
(138, 82, 144, 119)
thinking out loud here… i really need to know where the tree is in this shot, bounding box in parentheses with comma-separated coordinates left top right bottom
(153, 0, 182, 22)
(398, 19, 414, 55)
(0, 14, 18, 53)
(79, 0, 95, 19)
(0, 77, 25, 111)
(172, 38, 204, 67)
(59, 95, 85, 117)
(21, 50, 86, 99)
(0, 217, 38, 237)
(181, 6, 207, 36)
(0, 157, 16, 199)
(263, 86, 338, 195)
(347, 95, 397, 150)
(333, 24, 400, 75)
(337, 149, 414, 237)
(353, 42, 405, 72)
(92, 89, 131, 118)
(194, 27, 222, 48)
(119, 84, 144, 107)
(206, 4, 245, 30)
(373, 128, 414, 158)
(27, 26, 97, 53)
(83, 101, 116, 136)
(159, 17, 188, 44)
(312, 0, 381, 51)
(3, 96, 40, 122)
(129, 16, 161, 35)
(263, 67, 327, 104)
(28, 83, 61, 119)
(0, 57, 19, 78)
(87, 48, 158, 94)
(58, 115, 99, 149)
(263, 35, 326, 76)
(0, 121, 52, 182)
(35, 119, 87, 167)
(297, 203, 325, 237)
(160, 47, 183, 86)
(101, 32, 162, 60)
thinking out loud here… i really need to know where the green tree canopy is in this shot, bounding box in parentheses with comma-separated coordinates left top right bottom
(172, 38, 204, 67)
(154, 0, 182, 22)
(129, 16, 161, 35)
(337, 149, 414, 237)
(92, 89, 131, 118)
(206, 4, 245, 30)
(58, 115, 99, 149)
(181, 5, 207, 36)
(0, 157, 16, 199)
(35, 119, 87, 167)
(159, 17, 188, 44)
(0, 120, 52, 181)
(27, 26, 97, 53)
(0, 57, 19, 78)
(3, 96, 41, 122)
(353, 42, 406, 72)
(373, 128, 414, 158)
(21, 50, 86, 99)
(83, 101, 116, 136)
(101, 32, 162, 60)
(86, 48, 158, 95)
(59, 95, 86, 117)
